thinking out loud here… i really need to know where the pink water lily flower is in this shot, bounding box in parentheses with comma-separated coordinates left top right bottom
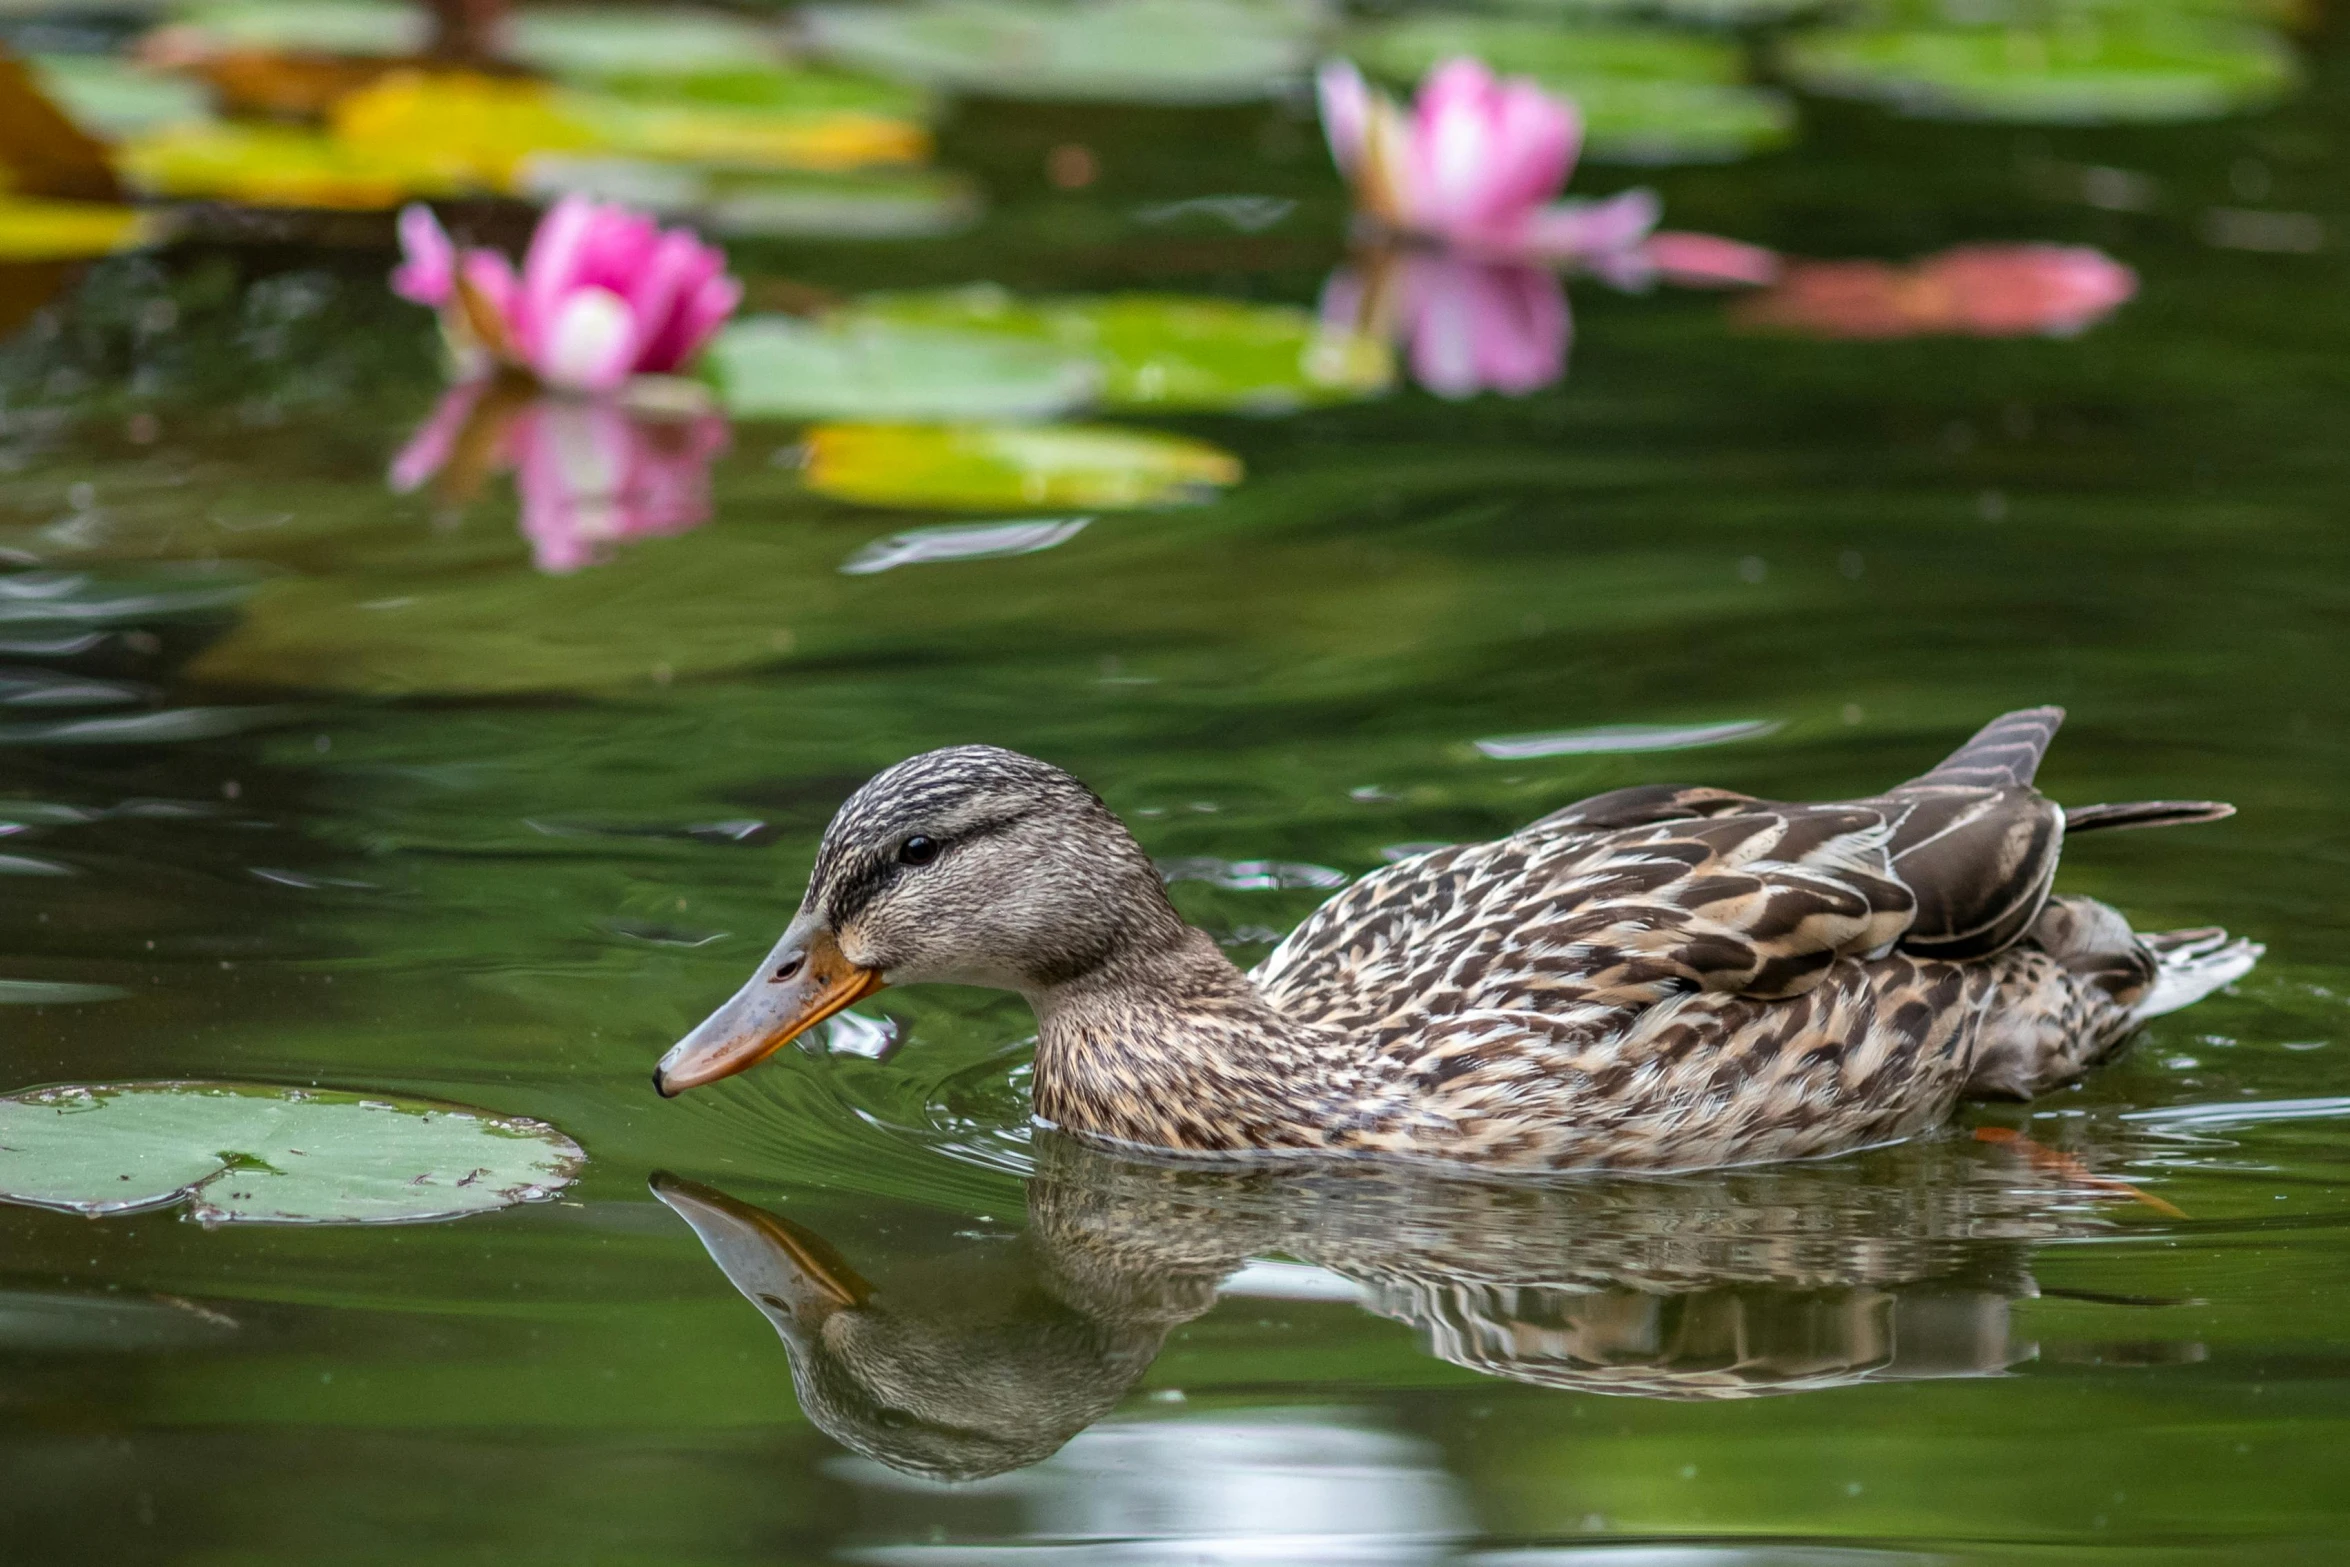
(390, 380, 731, 574)
(392, 198, 742, 395)
(1735, 244, 2137, 339)
(1319, 56, 1668, 266)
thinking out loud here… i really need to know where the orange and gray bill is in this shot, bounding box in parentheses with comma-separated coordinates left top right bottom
(654, 916, 884, 1096)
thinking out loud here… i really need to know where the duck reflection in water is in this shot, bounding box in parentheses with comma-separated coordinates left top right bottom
(388, 373, 730, 574)
(655, 1131, 2177, 1484)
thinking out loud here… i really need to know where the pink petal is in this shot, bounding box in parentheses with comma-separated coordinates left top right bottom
(391, 203, 455, 307)
(1516, 187, 1662, 263)
(1482, 78, 1575, 222)
(635, 236, 736, 373)
(1642, 230, 1782, 288)
(648, 272, 740, 374)
(517, 196, 600, 362)
(1317, 59, 1371, 178)
(1410, 58, 1503, 235)
(534, 287, 643, 394)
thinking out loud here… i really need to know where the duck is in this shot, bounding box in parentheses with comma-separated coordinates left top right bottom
(651, 1128, 2171, 1481)
(654, 706, 2257, 1174)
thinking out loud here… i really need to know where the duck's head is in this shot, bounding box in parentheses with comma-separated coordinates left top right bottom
(655, 745, 1183, 1096)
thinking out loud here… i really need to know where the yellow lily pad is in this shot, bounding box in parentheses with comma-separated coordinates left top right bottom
(119, 121, 435, 207)
(0, 194, 159, 259)
(799, 422, 1242, 510)
(330, 71, 603, 190)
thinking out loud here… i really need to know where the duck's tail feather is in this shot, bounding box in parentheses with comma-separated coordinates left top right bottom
(1903, 706, 2066, 790)
(2134, 927, 2263, 1021)
(2065, 799, 2236, 834)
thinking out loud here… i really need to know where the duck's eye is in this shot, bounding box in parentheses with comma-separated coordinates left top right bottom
(898, 835, 940, 867)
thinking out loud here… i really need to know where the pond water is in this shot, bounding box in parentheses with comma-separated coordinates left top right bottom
(5, 6, 2350, 1563)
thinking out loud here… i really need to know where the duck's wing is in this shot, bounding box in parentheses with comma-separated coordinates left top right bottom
(1255, 802, 1919, 1036)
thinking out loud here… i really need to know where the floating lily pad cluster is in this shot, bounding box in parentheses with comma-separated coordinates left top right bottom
(0, 1081, 585, 1225)
(704, 289, 1383, 506)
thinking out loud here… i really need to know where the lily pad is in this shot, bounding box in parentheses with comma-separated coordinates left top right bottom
(1348, 19, 1794, 163)
(160, 0, 428, 56)
(799, 422, 1243, 509)
(502, 5, 790, 81)
(709, 316, 1103, 422)
(28, 54, 213, 139)
(0, 194, 159, 260)
(848, 288, 1392, 411)
(799, 0, 1327, 104)
(1779, 19, 2298, 123)
(0, 1081, 584, 1225)
(519, 155, 979, 238)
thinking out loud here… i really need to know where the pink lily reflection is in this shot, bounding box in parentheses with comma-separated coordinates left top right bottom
(390, 377, 730, 574)
(1322, 234, 1778, 401)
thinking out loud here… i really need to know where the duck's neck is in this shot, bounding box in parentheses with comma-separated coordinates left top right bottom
(1026, 926, 1337, 1153)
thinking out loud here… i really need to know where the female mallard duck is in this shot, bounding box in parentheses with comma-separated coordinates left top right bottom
(654, 706, 2256, 1173)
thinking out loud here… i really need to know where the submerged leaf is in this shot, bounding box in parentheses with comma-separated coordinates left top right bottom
(0, 1081, 585, 1225)
(710, 315, 1102, 422)
(801, 423, 1242, 510)
(848, 288, 1391, 411)
(801, 0, 1327, 104)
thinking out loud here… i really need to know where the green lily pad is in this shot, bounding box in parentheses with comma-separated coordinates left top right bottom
(1348, 20, 1793, 163)
(28, 55, 213, 139)
(0, 1081, 585, 1225)
(848, 287, 1391, 412)
(800, 422, 1243, 509)
(1779, 19, 2298, 123)
(163, 0, 428, 56)
(799, 0, 1328, 104)
(709, 316, 1102, 422)
(503, 5, 791, 80)
(520, 155, 979, 238)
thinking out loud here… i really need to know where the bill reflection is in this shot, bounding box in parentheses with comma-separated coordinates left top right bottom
(389, 377, 730, 573)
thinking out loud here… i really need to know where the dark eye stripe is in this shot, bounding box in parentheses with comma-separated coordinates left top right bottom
(821, 808, 1040, 929)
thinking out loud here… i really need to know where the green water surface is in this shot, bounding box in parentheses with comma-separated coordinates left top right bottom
(4, 14, 2350, 1566)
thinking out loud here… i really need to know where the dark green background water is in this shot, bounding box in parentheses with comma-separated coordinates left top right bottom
(4, 12, 2350, 1564)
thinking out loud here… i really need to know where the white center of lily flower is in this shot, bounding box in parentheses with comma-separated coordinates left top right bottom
(539, 287, 641, 395)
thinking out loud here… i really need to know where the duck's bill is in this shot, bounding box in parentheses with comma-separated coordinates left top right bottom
(654, 923, 885, 1096)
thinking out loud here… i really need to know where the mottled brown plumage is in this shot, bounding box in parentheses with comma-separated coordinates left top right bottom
(665, 706, 2256, 1173)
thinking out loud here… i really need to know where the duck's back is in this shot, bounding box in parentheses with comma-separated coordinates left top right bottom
(1244, 708, 2245, 1170)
